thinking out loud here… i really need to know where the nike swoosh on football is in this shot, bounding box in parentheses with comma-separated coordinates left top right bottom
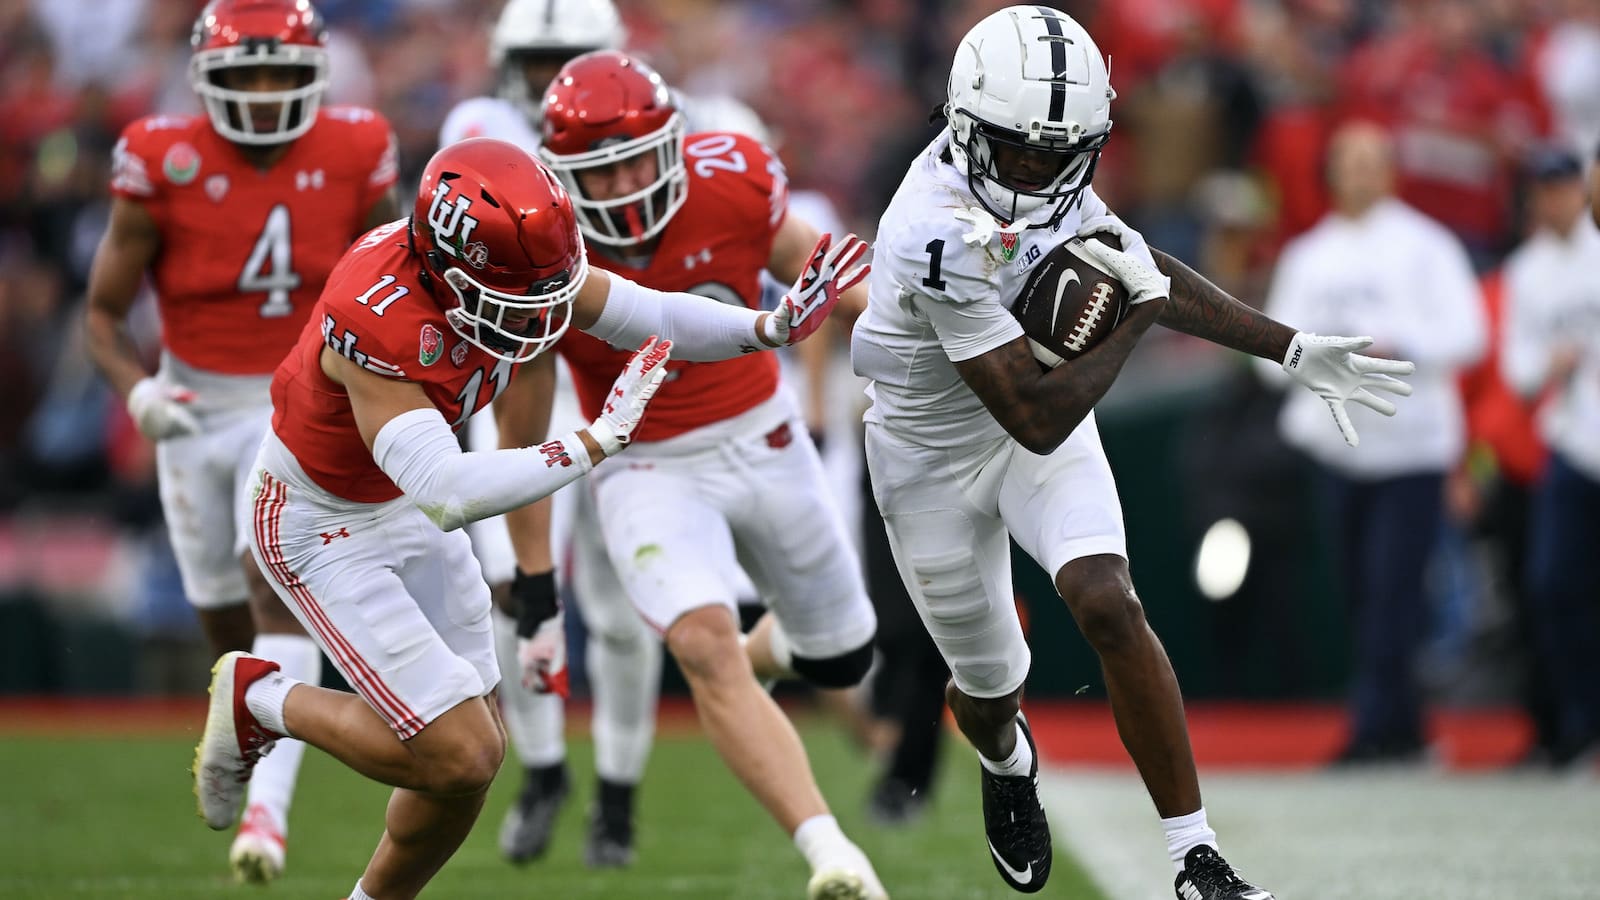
(1051, 268, 1081, 335)
(988, 840, 1033, 885)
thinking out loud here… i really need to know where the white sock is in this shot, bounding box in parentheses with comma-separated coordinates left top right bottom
(242, 634, 320, 833)
(1162, 807, 1218, 872)
(792, 814, 848, 869)
(348, 879, 376, 900)
(588, 627, 661, 783)
(492, 609, 566, 767)
(978, 720, 1033, 777)
(243, 663, 301, 739)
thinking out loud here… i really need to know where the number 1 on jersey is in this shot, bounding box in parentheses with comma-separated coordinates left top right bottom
(922, 239, 947, 291)
(240, 204, 302, 318)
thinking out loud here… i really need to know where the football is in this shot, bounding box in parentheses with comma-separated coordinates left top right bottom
(1011, 234, 1130, 368)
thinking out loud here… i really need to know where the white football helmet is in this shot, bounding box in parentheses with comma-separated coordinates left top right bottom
(946, 6, 1115, 227)
(490, 0, 627, 119)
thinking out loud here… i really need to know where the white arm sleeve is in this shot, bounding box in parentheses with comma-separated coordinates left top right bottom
(585, 272, 767, 361)
(372, 407, 593, 532)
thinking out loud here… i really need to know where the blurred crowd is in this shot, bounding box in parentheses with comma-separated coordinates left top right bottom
(3, 0, 1597, 502)
(2, 0, 1599, 755)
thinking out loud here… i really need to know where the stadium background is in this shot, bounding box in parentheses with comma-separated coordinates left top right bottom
(3, 0, 1584, 705)
(4, 2, 1599, 898)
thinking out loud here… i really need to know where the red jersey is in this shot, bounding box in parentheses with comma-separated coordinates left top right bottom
(110, 106, 398, 375)
(560, 132, 787, 441)
(270, 221, 519, 504)
(1336, 33, 1548, 249)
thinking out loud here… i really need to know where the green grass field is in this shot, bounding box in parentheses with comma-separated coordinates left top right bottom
(0, 719, 1105, 899)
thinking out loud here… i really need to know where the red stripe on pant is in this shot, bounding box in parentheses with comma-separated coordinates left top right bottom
(253, 472, 424, 737)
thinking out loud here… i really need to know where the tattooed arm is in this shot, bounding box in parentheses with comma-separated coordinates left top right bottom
(953, 301, 1165, 454)
(1151, 248, 1296, 361)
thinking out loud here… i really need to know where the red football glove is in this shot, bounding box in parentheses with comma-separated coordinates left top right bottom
(585, 335, 672, 457)
(517, 613, 569, 698)
(512, 568, 569, 698)
(764, 233, 870, 346)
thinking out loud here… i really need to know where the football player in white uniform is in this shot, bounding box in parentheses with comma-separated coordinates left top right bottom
(438, 0, 782, 870)
(851, 8, 1414, 899)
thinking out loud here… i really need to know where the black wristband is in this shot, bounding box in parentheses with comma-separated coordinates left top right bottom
(512, 568, 559, 639)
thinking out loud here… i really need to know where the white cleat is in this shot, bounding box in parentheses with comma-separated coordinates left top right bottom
(807, 869, 868, 900)
(193, 651, 284, 830)
(229, 803, 286, 884)
(807, 846, 889, 900)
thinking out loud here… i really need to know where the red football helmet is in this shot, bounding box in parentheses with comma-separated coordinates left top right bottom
(539, 50, 688, 249)
(189, 0, 330, 145)
(411, 138, 588, 363)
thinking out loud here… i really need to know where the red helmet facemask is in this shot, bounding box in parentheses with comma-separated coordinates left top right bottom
(539, 51, 689, 250)
(189, 0, 330, 146)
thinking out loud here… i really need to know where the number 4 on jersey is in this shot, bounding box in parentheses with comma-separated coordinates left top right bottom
(239, 203, 302, 317)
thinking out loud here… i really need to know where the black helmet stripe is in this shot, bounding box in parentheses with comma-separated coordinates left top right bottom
(1035, 6, 1068, 123)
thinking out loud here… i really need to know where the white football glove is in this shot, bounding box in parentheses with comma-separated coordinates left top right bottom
(1069, 237, 1170, 306)
(584, 336, 672, 457)
(762, 233, 870, 346)
(517, 611, 569, 697)
(1281, 332, 1416, 448)
(126, 376, 201, 441)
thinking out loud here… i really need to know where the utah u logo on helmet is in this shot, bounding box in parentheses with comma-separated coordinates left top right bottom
(425, 181, 481, 260)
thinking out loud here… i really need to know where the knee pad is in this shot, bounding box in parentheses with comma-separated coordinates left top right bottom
(791, 639, 875, 689)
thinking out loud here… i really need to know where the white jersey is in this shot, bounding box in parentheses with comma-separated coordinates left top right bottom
(1263, 198, 1485, 477)
(1503, 216, 1600, 481)
(851, 132, 1156, 448)
(438, 95, 541, 150)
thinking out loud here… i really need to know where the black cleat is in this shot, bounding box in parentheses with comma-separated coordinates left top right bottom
(499, 763, 571, 864)
(584, 778, 636, 869)
(980, 717, 1051, 893)
(1174, 845, 1275, 900)
(867, 777, 927, 827)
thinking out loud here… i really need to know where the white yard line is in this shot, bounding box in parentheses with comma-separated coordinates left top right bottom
(1043, 765, 1600, 900)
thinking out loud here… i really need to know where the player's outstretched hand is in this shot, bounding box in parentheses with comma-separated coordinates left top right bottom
(763, 233, 870, 346)
(585, 335, 672, 457)
(1281, 332, 1415, 448)
(127, 376, 201, 441)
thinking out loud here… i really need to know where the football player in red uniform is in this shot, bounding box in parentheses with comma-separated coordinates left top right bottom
(532, 52, 888, 899)
(81, 0, 399, 883)
(192, 136, 864, 900)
